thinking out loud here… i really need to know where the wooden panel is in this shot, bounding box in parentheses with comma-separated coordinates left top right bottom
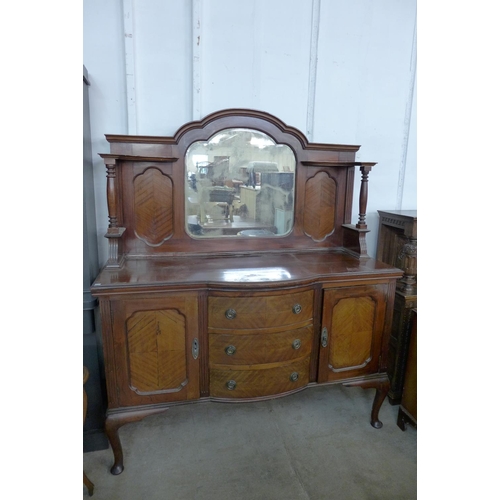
(209, 325, 313, 366)
(133, 167, 173, 246)
(329, 296, 375, 369)
(319, 285, 387, 383)
(208, 290, 313, 331)
(398, 309, 417, 428)
(127, 309, 187, 393)
(303, 171, 336, 241)
(209, 356, 310, 398)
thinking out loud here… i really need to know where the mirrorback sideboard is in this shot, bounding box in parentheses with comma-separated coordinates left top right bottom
(91, 109, 403, 475)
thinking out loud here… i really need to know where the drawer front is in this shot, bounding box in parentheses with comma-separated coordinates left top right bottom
(209, 326, 313, 366)
(210, 356, 310, 398)
(208, 290, 313, 330)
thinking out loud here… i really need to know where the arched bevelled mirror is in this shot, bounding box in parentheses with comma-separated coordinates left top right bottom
(185, 128, 296, 238)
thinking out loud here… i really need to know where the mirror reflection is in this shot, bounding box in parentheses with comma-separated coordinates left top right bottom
(185, 128, 296, 238)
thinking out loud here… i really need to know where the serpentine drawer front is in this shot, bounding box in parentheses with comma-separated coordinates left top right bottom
(209, 356, 310, 398)
(208, 290, 313, 330)
(209, 325, 313, 365)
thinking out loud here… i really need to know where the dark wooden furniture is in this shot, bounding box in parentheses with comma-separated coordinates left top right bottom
(376, 210, 417, 404)
(83, 66, 108, 452)
(397, 309, 417, 430)
(83, 367, 95, 496)
(91, 109, 403, 475)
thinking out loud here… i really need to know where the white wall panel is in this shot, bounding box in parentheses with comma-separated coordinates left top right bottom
(314, 0, 417, 254)
(402, 73, 417, 209)
(200, 0, 313, 130)
(83, 0, 129, 266)
(83, 0, 417, 264)
(133, 0, 193, 135)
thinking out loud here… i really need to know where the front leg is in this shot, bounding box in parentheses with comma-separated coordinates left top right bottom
(105, 407, 169, 475)
(343, 374, 390, 429)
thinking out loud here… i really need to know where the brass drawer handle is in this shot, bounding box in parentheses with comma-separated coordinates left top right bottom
(290, 372, 299, 382)
(226, 380, 237, 390)
(225, 308, 237, 320)
(225, 345, 237, 356)
(292, 304, 302, 314)
(292, 339, 301, 350)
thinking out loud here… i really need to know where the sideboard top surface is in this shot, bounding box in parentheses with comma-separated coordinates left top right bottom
(91, 250, 402, 294)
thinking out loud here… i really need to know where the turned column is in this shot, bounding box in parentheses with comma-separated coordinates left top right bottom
(100, 155, 126, 267)
(356, 163, 374, 229)
(105, 158, 119, 230)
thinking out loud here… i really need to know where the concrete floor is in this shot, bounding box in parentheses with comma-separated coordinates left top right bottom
(83, 384, 417, 500)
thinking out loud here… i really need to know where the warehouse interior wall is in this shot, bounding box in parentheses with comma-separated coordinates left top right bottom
(83, 0, 417, 266)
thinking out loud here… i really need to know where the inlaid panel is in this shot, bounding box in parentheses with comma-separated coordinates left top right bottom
(303, 171, 336, 241)
(210, 356, 310, 398)
(209, 325, 313, 366)
(127, 309, 187, 393)
(208, 290, 313, 331)
(133, 167, 173, 246)
(329, 296, 375, 370)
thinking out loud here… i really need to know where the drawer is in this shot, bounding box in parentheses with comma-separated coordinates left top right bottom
(209, 356, 310, 398)
(208, 289, 313, 331)
(209, 326, 313, 366)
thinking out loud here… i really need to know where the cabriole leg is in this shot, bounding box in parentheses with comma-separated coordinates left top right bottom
(105, 407, 170, 475)
(343, 374, 390, 429)
(105, 415, 125, 475)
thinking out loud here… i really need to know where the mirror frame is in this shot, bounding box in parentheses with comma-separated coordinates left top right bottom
(185, 127, 297, 239)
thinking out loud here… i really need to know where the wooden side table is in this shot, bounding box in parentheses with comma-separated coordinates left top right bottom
(376, 210, 417, 404)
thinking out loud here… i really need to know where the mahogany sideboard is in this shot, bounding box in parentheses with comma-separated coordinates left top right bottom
(91, 109, 403, 475)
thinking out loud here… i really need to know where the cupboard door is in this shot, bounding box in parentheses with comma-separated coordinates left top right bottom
(110, 293, 200, 407)
(318, 285, 387, 382)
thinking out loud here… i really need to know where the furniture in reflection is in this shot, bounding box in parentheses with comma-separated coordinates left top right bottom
(201, 217, 275, 236)
(376, 210, 417, 404)
(240, 186, 259, 219)
(83, 367, 94, 496)
(397, 309, 417, 430)
(92, 109, 402, 475)
(200, 186, 236, 223)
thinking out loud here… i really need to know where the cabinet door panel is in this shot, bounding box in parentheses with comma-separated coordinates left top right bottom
(319, 285, 387, 382)
(128, 309, 187, 393)
(110, 294, 200, 407)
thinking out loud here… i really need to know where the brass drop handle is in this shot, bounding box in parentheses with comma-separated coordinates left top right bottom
(225, 345, 237, 356)
(292, 304, 302, 314)
(292, 339, 301, 350)
(290, 372, 299, 382)
(225, 308, 237, 320)
(226, 380, 237, 390)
